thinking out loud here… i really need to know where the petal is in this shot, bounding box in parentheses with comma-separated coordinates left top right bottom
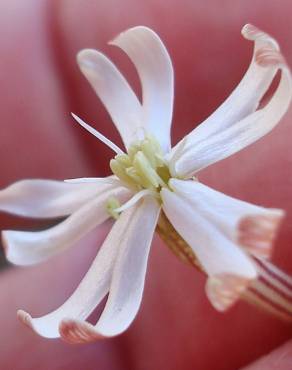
(3, 186, 132, 265)
(169, 179, 284, 259)
(176, 25, 278, 145)
(161, 188, 257, 310)
(0, 177, 117, 218)
(111, 26, 174, 153)
(170, 24, 292, 177)
(17, 203, 136, 339)
(60, 196, 160, 343)
(206, 274, 251, 311)
(77, 49, 143, 148)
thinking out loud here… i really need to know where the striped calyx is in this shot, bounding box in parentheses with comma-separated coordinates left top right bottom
(157, 210, 292, 322)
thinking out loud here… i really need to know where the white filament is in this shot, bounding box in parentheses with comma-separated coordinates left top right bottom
(71, 113, 124, 155)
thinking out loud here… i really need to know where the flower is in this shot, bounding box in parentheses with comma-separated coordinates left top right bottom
(0, 24, 291, 344)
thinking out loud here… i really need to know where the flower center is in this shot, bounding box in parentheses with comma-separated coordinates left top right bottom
(110, 135, 171, 193)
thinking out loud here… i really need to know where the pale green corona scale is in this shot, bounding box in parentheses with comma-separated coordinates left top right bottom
(110, 135, 172, 193)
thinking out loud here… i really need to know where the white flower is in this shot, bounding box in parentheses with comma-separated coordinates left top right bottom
(0, 24, 291, 344)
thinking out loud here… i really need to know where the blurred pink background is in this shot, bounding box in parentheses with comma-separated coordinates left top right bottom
(0, 0, 292, 369)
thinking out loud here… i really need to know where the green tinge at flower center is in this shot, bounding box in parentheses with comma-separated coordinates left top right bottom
(110, 135, 171, 192)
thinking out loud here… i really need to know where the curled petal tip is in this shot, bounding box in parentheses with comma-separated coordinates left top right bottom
(109, 26, 153, 45)
(238, 210, 285, 259)
(108, 27, 137, 46)
(206, 274, 254, 311)
(241, 24, 259, 38)
(76, 49, 99, 70)
(59, 319, 104, 344)
(108, 32, 122, 46)
(17, 310, 33, 329)
(241, 24, 264, 40)
(76, 49, 88, 66)
(241, 24, 279, 50)
(108, 27, 128, 45)
(76, 48, 91, 61)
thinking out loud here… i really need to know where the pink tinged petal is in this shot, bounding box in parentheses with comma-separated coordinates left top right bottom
(3, 186, 132, 266)
(161, 188, 257, 310)
(17, 204, 137, 339)
(238, 214, 284, 258)
(0, 178, 116, 218)
(77, 49, 143, 149)
(206, 274, 250, 311)
(169, 179, 284, 259)
(60, 197, 160, 343)
(59, 320, 103, 344)
(188, 24, 280, 137)
(111, 27, 174, 153)
(170, 24, 292, 177)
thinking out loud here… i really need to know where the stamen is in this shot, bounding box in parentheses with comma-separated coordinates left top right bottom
(110, 135, 171, 192)
(106, 197, 121, 219)
(133, 151, 167, 188)
(115, 154, 132, 167)
(141, 136, 164, 167)
(71, 113, 124, 155)
(126, 167, 145, 187)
